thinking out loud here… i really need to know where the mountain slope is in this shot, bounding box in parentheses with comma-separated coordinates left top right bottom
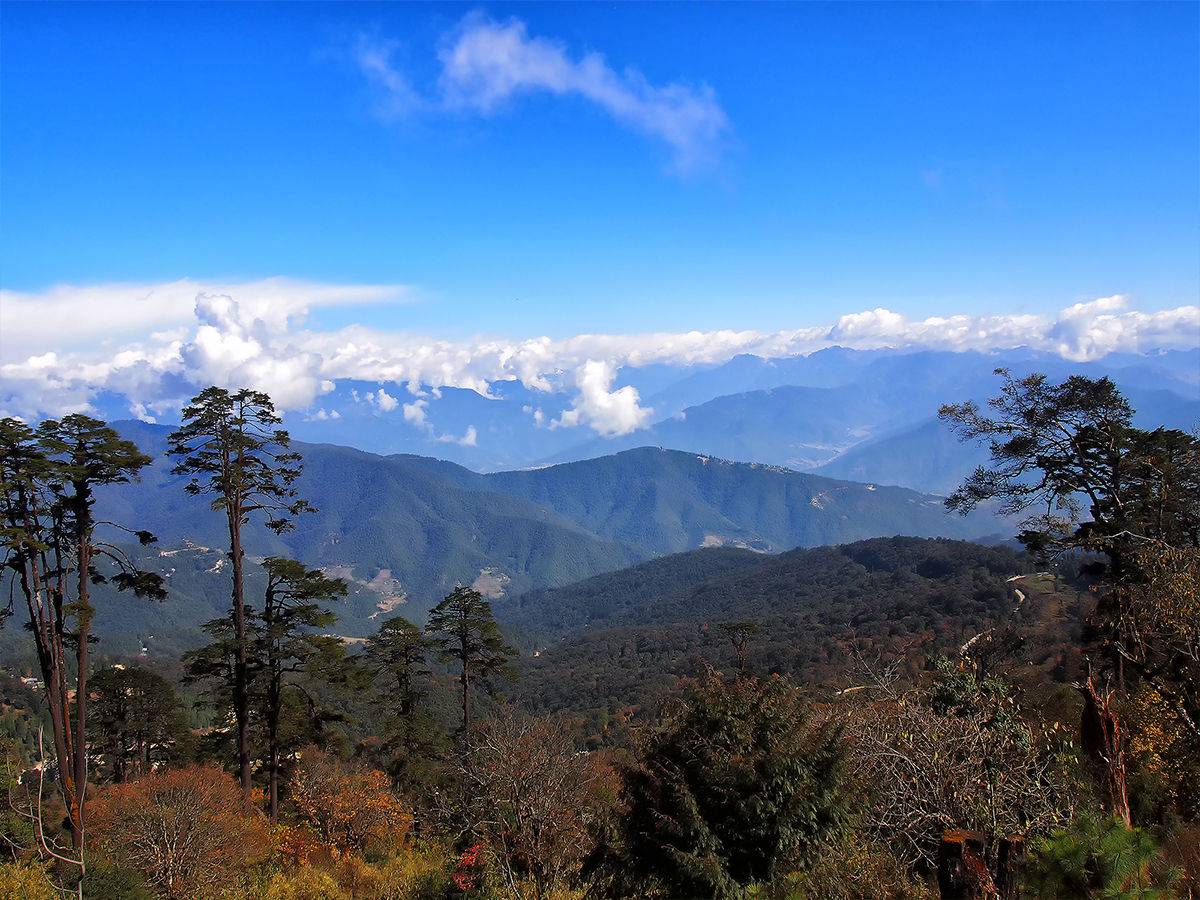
(500, 536, 1027, 640)
(480, 448, 996, 554)
(505, 537, 1057, 728)
(94, 424, 652, 646)
(76, 425, 1005, 659)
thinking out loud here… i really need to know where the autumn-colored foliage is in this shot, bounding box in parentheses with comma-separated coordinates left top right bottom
(87, 764, 272, 899)
(454, 711, 615, 899)
(272, 823, 323, 870)
(290, 749, 412, 854)
(452, 842, 486, 891)
(0, 861, 58, 900)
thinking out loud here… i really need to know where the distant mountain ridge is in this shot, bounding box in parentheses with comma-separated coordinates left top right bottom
(538, 350, 1199, 487)
(67, 425, 1004, 658)
(75, 347, 1198, 494)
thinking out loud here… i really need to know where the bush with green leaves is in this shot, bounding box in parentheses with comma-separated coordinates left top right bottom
(598, 673, 849, 899)
(1021, 813, 1175, 899)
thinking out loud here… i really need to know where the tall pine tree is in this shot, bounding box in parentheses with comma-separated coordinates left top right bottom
(426, 586, 515, 732)
(168, 387, 310, 797)
(0, 415, 163, 849)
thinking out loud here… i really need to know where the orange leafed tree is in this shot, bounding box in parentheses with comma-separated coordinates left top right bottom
(88, 765, 271, 899)
(290, 749, 412, 855)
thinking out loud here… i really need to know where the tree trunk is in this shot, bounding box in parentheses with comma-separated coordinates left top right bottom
(267, 643, 280, 824)
(1078, 674, 1131, 827)
(71, 525, 92, 849)
(19, 530, 82, 847)
(228, 507, 252, 800)
(268, 707, 279, 824)
(462, 659, 471, 732)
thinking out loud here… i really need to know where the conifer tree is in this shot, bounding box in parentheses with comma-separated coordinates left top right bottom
(941, 370, 1200, 823)
(258, 557, 345, 822)
(87, 666, 192, 783)
(363, 615, 446, 790)
(602, 674, 848, 899)
(185, 557, 345, 822)
(365, 616, 433, 719)
(167, 387, 311, 797)
(0, 415, 163, 849)
(426, 586, 515, 732)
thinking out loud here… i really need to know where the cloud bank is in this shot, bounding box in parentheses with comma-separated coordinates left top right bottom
(356, 14, 730, 174)
(1, 280, 1196, 436)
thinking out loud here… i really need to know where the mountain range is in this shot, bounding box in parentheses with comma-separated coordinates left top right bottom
(56, 422, 1002, 659)
(3, 345, 1193, 662)
(181, 347, 1197, 495)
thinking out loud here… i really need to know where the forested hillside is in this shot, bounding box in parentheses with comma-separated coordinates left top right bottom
(503, 537, 1092, 735)
(29, 424, 1005, 660)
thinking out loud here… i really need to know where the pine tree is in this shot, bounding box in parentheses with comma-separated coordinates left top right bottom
(941, 370, 1200, 823)
(363, 616, 446, 791)
(87, 666, 192, 783)
(184, 557, 345, 822)
(0, 415, 163, 849)
(167, 387, 311, 797)
(426, 586, 515, 732)
(604, 674, 849, 899)
(1021, 814, 1174, 899)
(258, 557, 345, 822)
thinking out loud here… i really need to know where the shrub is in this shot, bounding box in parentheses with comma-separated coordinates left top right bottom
(454, 711, 616, 898)
(372, 840, 454, 900)
(264, 865, 348, 900)
(291, 749, 412, 855)
(784, 833, 937, 900)
(88, 764, 272, 899)
(81, 855, 156, 900)
(600, 674, 849, 899)
(0, 861, 58, 900)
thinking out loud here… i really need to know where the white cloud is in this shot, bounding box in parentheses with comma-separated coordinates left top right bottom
(1044, 294, 1200, 360)
(403, 398, 429, 427)
(375, 387, 400, 412)
(129, 402, 156, 424)
(356, 35, 422, 120)
(551, 359, 653, 436)
(180, 292, 331, 410)
(306, 408, 341, 422)
(357, 15, 730, 174)
(437, 425, 478, 447)
(402, 396, 476, 446)
(2, 278, 1196, 433)
(0, 276, 413, 363)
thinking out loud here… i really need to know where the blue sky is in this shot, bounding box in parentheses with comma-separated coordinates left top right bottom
(1, 1, 1197, 427)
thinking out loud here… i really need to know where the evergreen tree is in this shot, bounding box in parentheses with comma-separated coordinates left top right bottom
(365, 616, 433, 719)
(938, 369, 1200, 574)
(167, 387, 311, 797)
(426, 586, 515, 732)
(600, 674, 849, 899)
(363, 616, 445, 791)
(0, 415, 163, 849)
(87, 666, 192, 783)
(257, 557, 345, 822)
(941, 370, 1200, 822)
(185, 557, 346, 822)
